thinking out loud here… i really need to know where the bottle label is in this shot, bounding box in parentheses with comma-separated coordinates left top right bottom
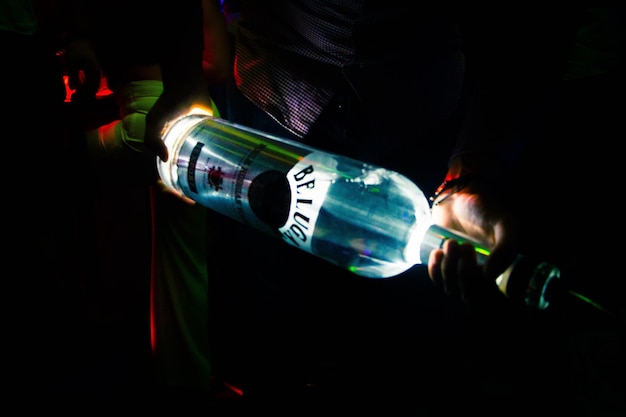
(279, 151, 335, 253)
(172, 117, 309, 235)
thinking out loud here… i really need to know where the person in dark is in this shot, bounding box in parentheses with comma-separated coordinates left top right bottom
(58, 0, 233, 405)
(142, 1, 593, 414)
(429, 5, 626, 416)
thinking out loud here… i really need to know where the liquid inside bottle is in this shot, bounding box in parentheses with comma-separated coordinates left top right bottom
(278, 152, 431, 277)
(158, 113, 432, 278)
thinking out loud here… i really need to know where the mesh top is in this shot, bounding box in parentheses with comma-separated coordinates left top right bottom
(234, 1, 462, 138)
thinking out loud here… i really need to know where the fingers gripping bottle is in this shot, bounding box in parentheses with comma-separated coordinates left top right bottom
(157, 113, 561, 309)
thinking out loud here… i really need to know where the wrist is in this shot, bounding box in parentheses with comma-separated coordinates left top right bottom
(430, 174, 474, 206)
(430, 155, 477, 206)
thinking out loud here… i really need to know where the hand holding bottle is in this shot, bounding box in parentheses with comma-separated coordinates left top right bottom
(145, 84, 214, 163)
(428, 238, 509, 309)
(155, 179, 197, 206)
(429, 178, 520, 283)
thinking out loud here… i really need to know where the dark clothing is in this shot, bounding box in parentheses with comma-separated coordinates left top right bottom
(235, 2, 463, 147)
(216, 1, 577, 412)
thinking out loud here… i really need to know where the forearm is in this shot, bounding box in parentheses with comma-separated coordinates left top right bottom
(202, 0, 233, 84)
(157, 0, 206, 94)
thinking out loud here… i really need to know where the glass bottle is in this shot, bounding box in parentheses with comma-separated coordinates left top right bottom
(157, 113, 560, 309)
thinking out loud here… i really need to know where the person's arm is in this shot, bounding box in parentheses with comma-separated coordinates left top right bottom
(202, 0, 233, 84)
(429, 5, 574, 282)
(144, 0, 227, 162)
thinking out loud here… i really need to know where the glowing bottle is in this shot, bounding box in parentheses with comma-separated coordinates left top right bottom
(157, 113, 560, 309)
